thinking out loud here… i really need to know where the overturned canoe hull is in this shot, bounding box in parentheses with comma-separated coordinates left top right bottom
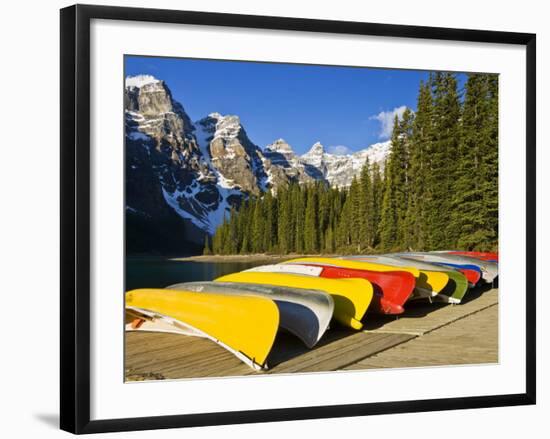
(125, 289, 279, 370)
(316, 266, 414, 314)
(284, 257, 420, 277)
(396, 252, 498, 283)
(428, 262, 482, 286)
(216, 270, 373, 330)
(434, 270, 469, 303)
(167, 281, 334, 348)
(373, 255, 470, 303)
(342, 255, 449, 299)
(248, 263, 412, 315)
(288, 264, 415, 315)
(366, 254, 469, 304)
(446, 251, 498, 262)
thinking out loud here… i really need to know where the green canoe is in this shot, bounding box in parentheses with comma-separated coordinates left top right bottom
(435, 270, 469, 303)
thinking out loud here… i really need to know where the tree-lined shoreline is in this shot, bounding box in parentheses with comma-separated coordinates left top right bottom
(207, 72, 498, 255)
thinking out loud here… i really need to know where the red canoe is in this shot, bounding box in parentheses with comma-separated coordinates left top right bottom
(457, 268, 482, 286)
(449, 251, 499, 262)
(303, 264, 416, 315)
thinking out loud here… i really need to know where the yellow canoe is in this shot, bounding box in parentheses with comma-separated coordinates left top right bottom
(284, 257, 448, 296)
(125, 289, 279, 369)
(414, 270, 449, 296)
(215, 271, 372, 330)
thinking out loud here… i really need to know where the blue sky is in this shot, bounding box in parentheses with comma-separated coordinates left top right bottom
(125, 56, 466, 155)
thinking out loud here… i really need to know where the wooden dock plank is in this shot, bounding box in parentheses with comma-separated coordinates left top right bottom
(362, 286, 498, 335)
(279, 333, 414, 373)
(345, 304, 498, 370)
(125, 332, 249, 379)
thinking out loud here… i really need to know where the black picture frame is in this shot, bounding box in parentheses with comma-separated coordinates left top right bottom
(60, 4, 536, 434)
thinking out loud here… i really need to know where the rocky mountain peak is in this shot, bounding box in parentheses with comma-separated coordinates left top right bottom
(125, 75, 177, 116)
(306, 141, 325, 156)
(212, 114, 242, 141)
(265, 138, 294, 154)
(300, 141, 327, 176)
(194, 112, 265, 195)
(197, 113, 244, 142)
(125, 76, 197, 162)
(356, 141, 392, 165)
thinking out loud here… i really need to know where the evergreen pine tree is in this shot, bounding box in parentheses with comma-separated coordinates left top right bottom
(348, 176, 362, 251)
(405, 80, 433, 250)
(451, 73, 498, 250)
(359, 158, 375, 250)
(324, 223, 335, 253)
(251, 198, 265, 253)
(225, 206, 238, 254)
(317, 182, 329, 251)
(371, 162, 383, 247)
(336, 189, 352, 252)
(263, 191, 276, 252)
(425, 72, 461, 249)
(482, 74, 499, 249)
(396, 108, 414, 248)
(293, 185, 305, 253)
(304, 186, 318, 253)
(202, 234, 212, 255)
(379, 112, 411, 250)
(277, 186, 291, 253)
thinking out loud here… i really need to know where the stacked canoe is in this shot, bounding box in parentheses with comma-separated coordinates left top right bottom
(125, 250, 498, 370)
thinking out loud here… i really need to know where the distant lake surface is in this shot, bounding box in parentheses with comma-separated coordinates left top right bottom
(126, 257, 286, 290)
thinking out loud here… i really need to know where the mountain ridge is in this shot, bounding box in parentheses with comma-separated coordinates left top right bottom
(124, 75, 391, 252)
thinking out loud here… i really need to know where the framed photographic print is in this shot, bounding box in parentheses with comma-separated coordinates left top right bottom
(60, 4, 536, 434)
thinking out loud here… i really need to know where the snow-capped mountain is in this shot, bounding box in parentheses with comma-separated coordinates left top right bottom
(125, 75, 391, 252)
(194, 112, 268, 195)
(263, 139, 321, 183)
(300, 140, 391, 187)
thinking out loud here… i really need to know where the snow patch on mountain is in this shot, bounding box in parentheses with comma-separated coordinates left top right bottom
(210, 113, 242, 142)
(194, 115, 238, 189)
(125, 74, 160, 88)
(128, 131, 150, 141)
(266, 138, 294, 153)
(300, 140, 390, 187)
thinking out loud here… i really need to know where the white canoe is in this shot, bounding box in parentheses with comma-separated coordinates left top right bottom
(244, 264, 324, 276)
(344, 254, 443, 271)
(394, 252, 498, 283)
(167, 281, 334, 348)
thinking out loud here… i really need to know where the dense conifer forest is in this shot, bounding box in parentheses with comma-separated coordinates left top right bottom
(206, 72, 498, 255)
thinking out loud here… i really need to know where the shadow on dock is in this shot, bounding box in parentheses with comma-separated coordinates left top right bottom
(361, 282, 495, 330)
(460, 282, 494, 304)
(267, 328, 355, 367)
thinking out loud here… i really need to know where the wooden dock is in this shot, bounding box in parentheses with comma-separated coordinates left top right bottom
(125, 285, 498, 381)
